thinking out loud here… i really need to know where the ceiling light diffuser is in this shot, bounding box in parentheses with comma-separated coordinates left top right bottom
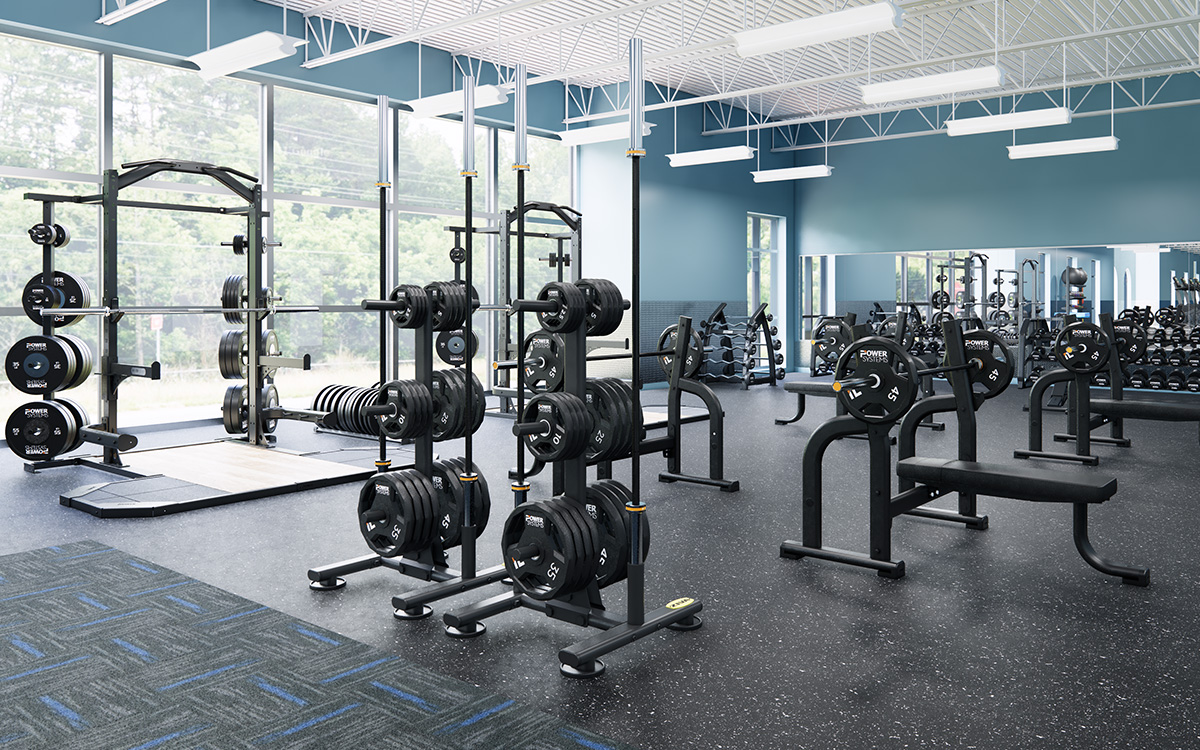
(667, 145, 756, 167)
(97, 0, 172, 25)
(1007, 135, 1119, 160)
(187, 32, 307, 82)
(861, 66, 1005, 105)
(558, 121, 655, 147)
(946, 107, 1072, 136)
(751, 165, 833, 182)
(733, 2, 902, 57)
(405, 84, 509, 118)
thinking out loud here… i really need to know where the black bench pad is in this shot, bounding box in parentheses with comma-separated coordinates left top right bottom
(1092, 398, 1200, 422)
(897, 457, 1116, 504)
(784, 381, 835, 395)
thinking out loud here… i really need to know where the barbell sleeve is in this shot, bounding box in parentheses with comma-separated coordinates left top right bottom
(508, 299, 559, 315)
(362, 403, 396, 418)
(507, 543, 541, 561)
(512, 421, 548, 438)
(362, 298, 407, 312)
(362, 509, 387, 523)
(831, 377, 874, 392)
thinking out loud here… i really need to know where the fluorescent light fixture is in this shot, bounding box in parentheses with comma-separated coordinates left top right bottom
(405, 84, 509, 119)
(734, 2, 902, 57)
(667, 145, 756, 168)
(188, 32, 307, 82)
(558, 121, 655, 147)
(861, 65, 1005, 105)
(97, 0, 172, 25)
(1117, 244, 1169, 253)
(1007, 135, 1119, 160)
(946, 106, 1071, 136)
(752, 165, 833, 183)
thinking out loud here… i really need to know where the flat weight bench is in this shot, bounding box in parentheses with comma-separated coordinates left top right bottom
(896, 457, 1148, 585)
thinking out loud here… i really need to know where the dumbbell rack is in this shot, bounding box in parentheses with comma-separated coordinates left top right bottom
(699, 302, 782, 389)
(11, 204, 138, 474)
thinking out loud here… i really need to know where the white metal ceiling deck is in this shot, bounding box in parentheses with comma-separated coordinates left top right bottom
(256, 0, 1200, 127)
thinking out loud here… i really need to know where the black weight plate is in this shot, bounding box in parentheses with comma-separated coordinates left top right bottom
(54, 397, 90, 453)
(536, 281, 586, 334)
(55, 333, 92, 390)
(397, 469, 438, 552)
(6, 335, 75, 395)
(598, 479, 650, 566)
(22, 271, 91, 328)
(218, 331, 245, 379)
(358, 474, 408, 557)
(430, 460, 463, 548)
(1053, 322, 1110, 374)
(429, 370, 460, 441)
(324, 385, 351, 429)
(222, 385, 248, 434)
(261, 384, 280, 434)
(1110, 320, 1147, 364)
(464, 370, 486, 437)
(260, 330, 282, 380)
(502, 501, 575, 600)
(585, 482, 629, 587)
(658, 324, 703, 379)
(436, 328, 477, 366)
(523, 331, 565, 392)
(222, 275, 247, 324)
(545, 497, 589, 595)
(833, 336, 918, 424)
(958, 329, 1013, 399)
(812, 319, 853, 364)
(389, 284, 428, 329)
(577, 278, 624, 336)
(5, 400, 76, 460)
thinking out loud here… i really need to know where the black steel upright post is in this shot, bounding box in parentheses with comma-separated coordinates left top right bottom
(512, 64, 531, 505)
(377, 183, 389, 468)
(626, 39, 646, 628)
(100, 169, 119, 465)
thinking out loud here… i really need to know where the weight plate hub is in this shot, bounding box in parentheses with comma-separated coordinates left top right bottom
(22, 271, 90, 327)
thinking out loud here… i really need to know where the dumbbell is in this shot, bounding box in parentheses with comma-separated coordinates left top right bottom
(1188, 349, 1200, 368)
(1148, 369, 1167, 389)
(1147, 347, 1167, 365)
(1168, 347, 1187, 366)
(1167, 371, 1187, 391)
(1151, 328, 1167, 343)
(1128, 368, 1150, 389)
(1170, 327, 1187, 344)
(1092, 372, 1110, 387)
(1187, 372, 1200, 392)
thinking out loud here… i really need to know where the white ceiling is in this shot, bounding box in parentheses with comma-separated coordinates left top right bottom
(256, 0, 1200, 126)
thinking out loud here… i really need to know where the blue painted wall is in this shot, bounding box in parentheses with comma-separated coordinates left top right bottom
(796, 102, 1200, 257)
(0, 0, 565, 131)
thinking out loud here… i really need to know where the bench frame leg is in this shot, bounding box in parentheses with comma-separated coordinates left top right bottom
(1072, 503, 1150, 586)
(774, 393, 805, 425)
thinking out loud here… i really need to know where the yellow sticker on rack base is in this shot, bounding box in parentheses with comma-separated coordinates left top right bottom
(666, 597, 695, 610)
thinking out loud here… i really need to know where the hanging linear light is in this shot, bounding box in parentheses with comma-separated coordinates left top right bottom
(558, 121, 655, 147)
(667, 145, 756, 168)
(97, 0, 173, 25)
(188, 32, 307, 81)
(946, 107, 1072, 136)
(751, 165, 833, 182)
(405, 84, 509, 118)
(1007, 135, 1119, 160)
(733, 2, 903, 57)
(861, 66, 1005, 105)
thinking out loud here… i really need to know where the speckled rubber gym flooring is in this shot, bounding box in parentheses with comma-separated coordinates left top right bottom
(3, 379, 1198, 749)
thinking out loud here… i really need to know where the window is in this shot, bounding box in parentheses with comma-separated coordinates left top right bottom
(275, 88, 376, 202)
(747, 214, 779, 314)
